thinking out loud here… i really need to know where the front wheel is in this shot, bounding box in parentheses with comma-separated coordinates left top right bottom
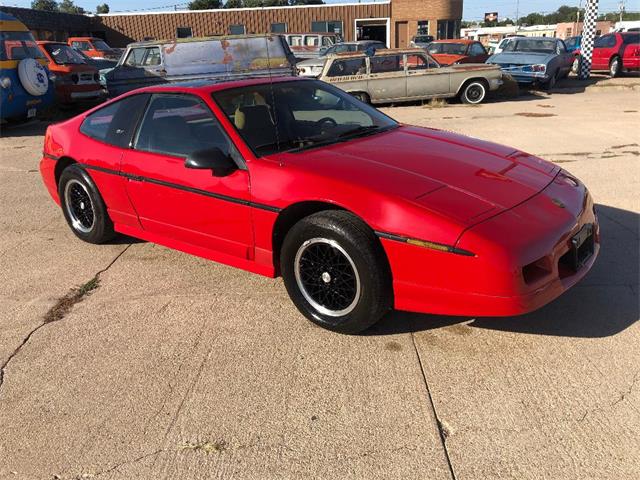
(280, 210, 392, 334)
(59, 164, 115, 244)
(460, 81, 487, 104)
(610, 56, 622, 78)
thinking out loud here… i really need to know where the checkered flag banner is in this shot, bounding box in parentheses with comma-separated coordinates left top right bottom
(579, 0, 600, 79)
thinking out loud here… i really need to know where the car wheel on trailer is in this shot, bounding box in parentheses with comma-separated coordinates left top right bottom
(58, 164, 115, 244)
(610, 56, 622, 78)
(460, 80, 487, 104)
(280, 210, 392, 334)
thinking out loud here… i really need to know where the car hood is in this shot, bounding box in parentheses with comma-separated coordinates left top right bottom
(297, 58, 326, 67)
(281, 125, 559, 226)
(488, 52, 555, 65)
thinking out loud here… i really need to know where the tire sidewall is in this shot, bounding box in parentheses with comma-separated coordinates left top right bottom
(281, 215, 390, 333)
(58, 165, 113, 244)
(462, 81, 486, 104)
(610, 57, 621, 77)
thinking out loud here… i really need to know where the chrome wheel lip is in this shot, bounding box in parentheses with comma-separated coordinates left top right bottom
(466, 83, 485, 103)
(294, 237, 361, 318)
(64, 179, 95, 234)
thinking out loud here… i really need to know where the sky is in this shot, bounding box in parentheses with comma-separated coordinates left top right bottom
(0, 0, 636, 18)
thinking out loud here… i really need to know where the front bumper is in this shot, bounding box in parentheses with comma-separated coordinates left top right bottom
(383, 171, 599, 317)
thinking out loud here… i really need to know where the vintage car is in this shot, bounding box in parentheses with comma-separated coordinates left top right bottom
(487, 37, 574, 89)
(409, 35, 435, 49)
(318, 48, 503, 105)
(0, 12, 55, 122)
(297, 40, 385, 77)
(283, 33, 340, 60)
(426, 39, 489, 66)
(68, 37, 121, 61)
(37, 41, 105, 106)
(39, 77, 599, 333)
(100, 35, 296, 97)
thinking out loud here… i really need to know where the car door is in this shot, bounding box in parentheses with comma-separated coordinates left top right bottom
(368, 54, 407, 101)
(110, 46, 165, 96)
(592, 34, 616, 69)
(405, 53, 450, 98)
(121, 93, 253, 259)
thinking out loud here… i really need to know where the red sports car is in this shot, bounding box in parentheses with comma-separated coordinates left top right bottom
(40, 78, 599, 333)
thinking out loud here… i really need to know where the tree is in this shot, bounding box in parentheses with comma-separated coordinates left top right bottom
(188, 0, 221, 9)
(96, 3, 110, 13)
(225, 0, 242, 6)
(58, 0, 85, 14)
(289, 0, 324, 4)
(31, 0, 59, 11)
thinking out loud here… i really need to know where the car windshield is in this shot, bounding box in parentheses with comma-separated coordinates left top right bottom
(44, 43, 86, 64)
(504, 39, 558, 54)
(428, 43, 468, 55)
(212, 80, 398, 156)
(0, 31, 45, 61)
(92, 39, 112, 50)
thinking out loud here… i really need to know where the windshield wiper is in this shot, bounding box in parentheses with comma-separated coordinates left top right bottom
(337, 125, 383, 139)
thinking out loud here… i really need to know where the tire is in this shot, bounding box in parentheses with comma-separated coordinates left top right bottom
(58, 164, 115, 244)
(543, 72, 557, 91)
(610, 56, 622, 78)
(280, 210, 392, 334)
(17, 58, 49, 96)
(460, 80, 487, 104)
(351, 91, 370, 104)
(571, 56, 581, 74)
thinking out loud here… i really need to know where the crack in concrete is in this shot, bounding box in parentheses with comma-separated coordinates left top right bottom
(579, 372, 640, 422)
(410, 332, 457, 480)
(0, 244, 132, 396)
(77, 448, 165, 478)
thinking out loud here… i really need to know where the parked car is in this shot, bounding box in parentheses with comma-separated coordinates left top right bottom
(0, 12, 54, 122)
(283, 33, 340, 60)
(426, 39, 489, 65)
(297, 40, 385, 77)
(40, 77, 599, 333)
(319, 49, 503, 105)
(68, 37, 121, 61)
(564, 36, 582, 53)
(487, 37, 574, 89)
(409, 35, 435, 48)
(101, 35, 296, 97)
(76, 50, 119, 70)
(588, 32, 640, 77)
(492, 35, 526, 55)
(36, 41, 105, 106)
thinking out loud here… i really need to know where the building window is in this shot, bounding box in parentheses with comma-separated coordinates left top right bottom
(311, 20, 343, 37)
(437, 20, 460, 40)
(271, 23, 287, 33)
(417, 21, 429, 36)
(177, 27, 192, 39)
(230, 24, 246, 35)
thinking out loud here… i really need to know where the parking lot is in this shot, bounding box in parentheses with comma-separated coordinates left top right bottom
(0, 75, 638, 479)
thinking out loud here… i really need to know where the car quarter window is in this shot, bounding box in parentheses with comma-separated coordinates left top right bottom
(370, 55, 403, 74)
(134, 94, 236, 160)
(326, 58, 367, 77)
(80, 94, 150, 148)
(403, 54, 431, 70)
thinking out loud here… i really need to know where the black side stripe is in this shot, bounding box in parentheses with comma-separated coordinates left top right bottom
(81, 164, 281, 213)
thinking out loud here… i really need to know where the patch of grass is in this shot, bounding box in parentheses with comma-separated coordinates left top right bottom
(43, 276, 101, 324)
(422, 98, 448, 109)
(180, 440, 227, 455)
(515, 112, 557, 118)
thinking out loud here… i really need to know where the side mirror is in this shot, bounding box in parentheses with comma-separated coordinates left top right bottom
(185, 147, 237, 177)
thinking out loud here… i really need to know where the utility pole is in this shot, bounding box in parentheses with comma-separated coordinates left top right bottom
(619, 0, 625, 22)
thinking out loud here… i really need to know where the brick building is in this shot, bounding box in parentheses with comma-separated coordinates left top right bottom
(0, 5, 95, 41)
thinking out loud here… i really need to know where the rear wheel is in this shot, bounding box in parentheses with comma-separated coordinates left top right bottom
(571, 56, 581, 74)
(610, 56, 622, 78)
(59, 164, 115, 244)
(351, 91, 370, 104)
(280, 210, 392, 334)
(460, 80, 487, 104)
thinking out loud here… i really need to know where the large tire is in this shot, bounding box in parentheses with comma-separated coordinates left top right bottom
(280, 210, 392, 334)
(610, 56, 622, 78)
(460, 80, 487, 104)
(58, 164, 115, 244)
(543, 71, 557, 91)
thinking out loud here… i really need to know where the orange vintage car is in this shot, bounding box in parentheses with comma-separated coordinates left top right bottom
(426, 39, 490, 66)
(67, 36, 121, 61)
(37, 41, 105, 105)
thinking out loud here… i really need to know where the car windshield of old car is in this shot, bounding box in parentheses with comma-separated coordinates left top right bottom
(504, 39, 558, 54)
(212, 80, 397, 156)
(93, 40, 111, 50)
(428, 43, 467, 55)
(0, 31, 45, 61)
(44, 44, 86, 65)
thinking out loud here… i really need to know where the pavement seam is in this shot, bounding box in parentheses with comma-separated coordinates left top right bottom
(410, 332, 457, 480)
(0, 243, 133, 395)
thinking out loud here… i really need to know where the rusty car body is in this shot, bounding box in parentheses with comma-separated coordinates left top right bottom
(100, 35, 296, 97)
(318, 48, 503, 105)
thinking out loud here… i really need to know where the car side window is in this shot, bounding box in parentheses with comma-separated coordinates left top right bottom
(80, 94, 150, 148)
(322, 36, 334, 47)
(370, 55, 403, 74)
(305, 36, 319, 47)
(470, 43, 486, 55)
(557, 41, 567, 54)
(403, 54, 430, 71)
(134, 94, 235, 159)
(124, 48, 147, 67)
(142, 47, 161, 66)
(326, 58, 367, 77)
